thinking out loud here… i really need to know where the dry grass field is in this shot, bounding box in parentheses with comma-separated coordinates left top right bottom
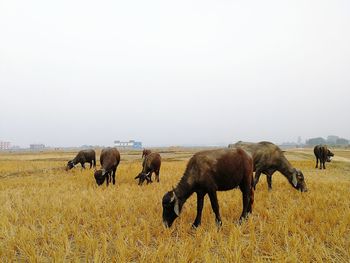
(0, 148, 350, 262)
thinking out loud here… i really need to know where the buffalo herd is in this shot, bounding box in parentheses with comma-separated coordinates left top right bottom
(65, 142, 335, 228)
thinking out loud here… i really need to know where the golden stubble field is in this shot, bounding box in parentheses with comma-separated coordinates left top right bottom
(0, 148, 350, 262)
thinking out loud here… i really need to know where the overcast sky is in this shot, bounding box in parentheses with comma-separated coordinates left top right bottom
(0, 0, 349, 147)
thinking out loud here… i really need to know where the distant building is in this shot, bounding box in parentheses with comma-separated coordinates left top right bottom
(0, 141, 11, 150)
(305, 137, 326, 146)
(30, 144, 45, 150)
(114, 140, 142, 149)
(327, 135, 339, 145)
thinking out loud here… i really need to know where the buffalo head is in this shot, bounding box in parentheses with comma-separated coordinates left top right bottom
(289, 169, 308, 192)
(162, 190, 181, 228)
(326, 150, 334, 162)
(134, 172, 151, 185)
(94, 169, 108, 186)
(66, 160, 75, 171)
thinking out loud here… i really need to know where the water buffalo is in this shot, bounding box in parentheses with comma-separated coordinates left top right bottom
(314, 145, 334, 169)
(66, 149, 96, 170)
(94, 147, 120, 186)
(229, 141, 307, 192)
(142, 149, 152, 159)
(162, 148, 254, 228)
(135, 152, 161, 185)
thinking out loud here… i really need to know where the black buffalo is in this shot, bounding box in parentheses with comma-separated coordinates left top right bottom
(66, 149, 96, 170)
(94, 147, 120, 186)
(314, 145, 334, 169)
(229, 141, 307, 192)
(162, 148, 254, 228)
(135, 152, 161, 185)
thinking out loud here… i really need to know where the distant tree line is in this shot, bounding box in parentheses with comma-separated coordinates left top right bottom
(305, 135, 349, 146)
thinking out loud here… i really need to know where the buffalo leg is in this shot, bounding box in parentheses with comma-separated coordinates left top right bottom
(148, 172, 153, 183)
(108, 173, 112, 186)
(247, 186, 254, 213)
(266, 174, 272, 191)
(145, 176, 152, 184)
(239, 185, 250, 221)
(106, 174, 109, 186)
(323, 159, 326, 169)
(89, 162, 92, 169)
(208, 191, 222, 227)
(155, 169, 160, 182)
(253, 171, 262, 189)
(315, 157, 319, 168)
(81, 162, 86, 169)
(192, 192, 205, 228)
(112, 168, 116, 185)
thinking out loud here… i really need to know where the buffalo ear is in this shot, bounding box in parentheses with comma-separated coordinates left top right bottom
(135, 175, 140, 179)
(292, 173, 298, 187)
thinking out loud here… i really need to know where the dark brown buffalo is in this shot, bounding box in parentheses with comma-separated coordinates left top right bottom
(314, 145, 334, 169)
(142, 149, 152, 158)
(94, 147, 120, 186)
(230, 141, 307, 192)
(135, 152, 161, 185)
(162, 148, 254, 228)
(66, 149, 96, 170)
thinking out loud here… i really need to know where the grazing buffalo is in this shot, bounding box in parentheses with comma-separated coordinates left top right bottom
(94, 147, 120, 186)
(142, 149, 152, 159)
(66, 149, 96, 170)
(162, 148, 254, 228)
(314, 145, 334, 169)
(229, 141, 307, 192)
(135, 152, 161, 185)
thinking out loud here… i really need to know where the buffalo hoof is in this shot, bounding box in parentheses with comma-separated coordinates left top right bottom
(238, 216, 249, 224)
(191, 222, 201, 229)
(215, 219, 222, 228)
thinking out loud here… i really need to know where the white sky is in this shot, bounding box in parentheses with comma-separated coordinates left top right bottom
(0, 0, 349, 147)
